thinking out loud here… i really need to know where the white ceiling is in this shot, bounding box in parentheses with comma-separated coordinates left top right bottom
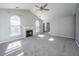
(0, 3, 36, 10)
(0, 3, 77, 12)
(31, 3, 77, 21)
(0, 3, 77, 17)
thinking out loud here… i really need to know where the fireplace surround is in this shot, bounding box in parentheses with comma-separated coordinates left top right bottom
(26, 30, 33, 37)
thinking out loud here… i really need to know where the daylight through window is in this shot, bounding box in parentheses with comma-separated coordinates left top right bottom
(10, 15, 21, 36)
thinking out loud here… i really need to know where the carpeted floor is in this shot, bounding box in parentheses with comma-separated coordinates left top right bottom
(0, 33, 79, 56)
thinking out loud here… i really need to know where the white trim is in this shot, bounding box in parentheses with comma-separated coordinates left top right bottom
(48, 32, 75, 39)
(75, 40, 79, 47)
(0, 37, 24, 44)
(49, 34, 74, 39)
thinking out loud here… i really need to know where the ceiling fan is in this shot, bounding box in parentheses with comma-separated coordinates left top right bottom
(35, 3, 50, 11)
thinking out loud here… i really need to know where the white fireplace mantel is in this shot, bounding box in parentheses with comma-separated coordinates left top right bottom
(22, 26, 33, 38)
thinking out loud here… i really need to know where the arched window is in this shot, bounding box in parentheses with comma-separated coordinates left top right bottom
(35, 20, 40, 33)
(10, 15, 21, 36)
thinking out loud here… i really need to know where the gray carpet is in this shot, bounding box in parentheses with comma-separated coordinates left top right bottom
(0, 33, 79, 56)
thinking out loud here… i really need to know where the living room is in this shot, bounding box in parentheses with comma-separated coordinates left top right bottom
(0, 3, 79, 56)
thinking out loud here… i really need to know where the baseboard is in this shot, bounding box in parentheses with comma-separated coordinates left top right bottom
(75, 40, 79, 47)
(49, 33, 74, 39)
(0, 33, 37, 44)
(0, 37, 24, 44)
(50, 35, 74, 40)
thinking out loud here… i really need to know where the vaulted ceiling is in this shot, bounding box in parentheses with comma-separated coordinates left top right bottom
(30, 3, 77, 22)
(0, 3, 77, 22)
(0, 3, 35, 10)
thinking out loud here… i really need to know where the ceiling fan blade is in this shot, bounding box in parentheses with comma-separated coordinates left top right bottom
(35, 5, 40, 8)
(43, 3, 48, 8)
(43, 9, 50, 11)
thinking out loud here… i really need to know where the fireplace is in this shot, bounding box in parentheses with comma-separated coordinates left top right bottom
(26, 30, 33, 37)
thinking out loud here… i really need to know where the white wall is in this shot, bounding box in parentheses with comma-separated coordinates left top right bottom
(31, 3, 77, 38)
(0, 3, 77, 43)
(76, 4, 79, 45)
(0, 9, 42, 43)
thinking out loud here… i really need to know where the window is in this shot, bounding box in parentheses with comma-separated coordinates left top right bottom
(10, 15, 21, 36)
(35, 20, 40, 32)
